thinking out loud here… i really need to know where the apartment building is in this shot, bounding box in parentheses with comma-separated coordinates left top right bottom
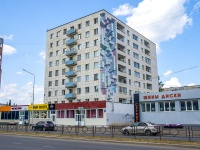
(44, 9, 158, 105)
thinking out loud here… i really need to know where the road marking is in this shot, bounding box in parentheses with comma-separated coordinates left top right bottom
(43, 146, 55, 149)
(12, 142, 21, 145)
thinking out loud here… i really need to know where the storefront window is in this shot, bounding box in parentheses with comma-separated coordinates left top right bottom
(61, 110, 65, 118)
(86, 110, 91, 118)
(91, 109, 96, 118)
(165, 102, 169, 111)
(151, 103, 155, 112)
(181, 101, 186, 111)
(67, 110, 74, 118)
(187, 101, 192, 110)
(97, 109, 103, 118)
(141, 103, 145, 112)
(170, 102, 175, 111)
(146, 103, 150, 112)
(160, 103, 164, 111)
(193, 101, 199, 110)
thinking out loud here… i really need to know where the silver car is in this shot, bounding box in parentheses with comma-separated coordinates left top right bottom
(122, 122, 160, 136)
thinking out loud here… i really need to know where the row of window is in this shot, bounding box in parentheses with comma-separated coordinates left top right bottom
(141, 100, 199, 112)
(50, 18, 98, 39)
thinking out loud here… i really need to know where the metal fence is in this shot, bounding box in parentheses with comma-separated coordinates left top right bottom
(0, 124, 199, 142)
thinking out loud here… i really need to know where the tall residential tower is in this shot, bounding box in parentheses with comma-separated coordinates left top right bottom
(44, 10, 158, 104)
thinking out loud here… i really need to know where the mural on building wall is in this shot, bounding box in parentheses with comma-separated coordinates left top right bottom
(100, 13, 117, 101)
(123, 113, 134, 124)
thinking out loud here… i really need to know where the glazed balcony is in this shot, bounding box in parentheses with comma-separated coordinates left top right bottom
(65, 93, 76, 99)
(66, 28, 77, 36)
(65, 70, 77, 77)
(65, 82, 77, 88)
(66, 39, 77, 46)
(66, 48, 77, 56)
(65, 60, 77, 66)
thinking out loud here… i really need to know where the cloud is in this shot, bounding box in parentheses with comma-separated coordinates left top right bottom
(16, 71, 24, 75)
(3, 44, 17, 55)
(163, 70, 172, 77)
(113, 3, 134, 16)
(193, 1, 200, 12)
(0, 34, 13, 40)
(112, 0, 192, 44)
(188, 83, 196, 86)
(0, 83, 44, 105)
(163, 77, 181, 88)
(39, 51, 45, 59)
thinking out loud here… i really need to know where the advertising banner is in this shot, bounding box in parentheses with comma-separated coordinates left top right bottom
(134, 93, 140, 122)
(11, 106, 28, 111)
(28, 104, 48, 110)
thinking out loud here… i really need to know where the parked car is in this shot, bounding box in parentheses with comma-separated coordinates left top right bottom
(32, 121, 55, 131)
(121, 122, 160, 136)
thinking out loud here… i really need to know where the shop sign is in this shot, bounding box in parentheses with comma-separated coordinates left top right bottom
(11, 106, 28, 111)
(134, 94, 140, 122)
(48, 104, 55, 110)
(143, 93, 181, 100)
(28, 104, 48, 110)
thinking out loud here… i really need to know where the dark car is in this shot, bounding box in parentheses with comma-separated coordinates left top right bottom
(32, 121, 55, 131)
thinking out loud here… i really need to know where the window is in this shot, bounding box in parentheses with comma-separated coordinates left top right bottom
(94, 18, 98, 24)
(56, 60, 59, 66)
(66, 110, 74, 118)
(62, 58, 66, 64)
(85, 75, 89, 81)
(94, 98, 99, 101)
(141, 102, 155, 112)
(85, 31, 90, 38)
(128, 49, 130, 55)
(127, 40, 130, 45)
(86, 109, 96, 118)
(159, 101, 176, 111)
(55, 80, 58, 86)
(78, 44, 81, 50)
(63, 48, 66, 54)
(141, 39, 143, 44)
(50, 43, 53, 48)
(134, 62, 140, 69)
(94, 50, 98, 57)
(49, 61, 53, 67)
(94, 39, 98, 46)
(62, 69, 65, 75)
(127, 30, 129, 36)
(56, 41, 60, 46)
(62, 79, 65, 85)
(133, 43, 138, 50)
(119, 86, 127, 94)
(78, 34, 81, 39)
(56, 31, 60, 37)
(128, 59, 130, 65)
(132, 34, 138, 41)
(129, 90, 132, 95)
(63, 39, 66, 45)
(145, 57, 151, 64)
(94, 28, 98, 35)
(85, 53, 90, 59)
(63, 29, 67, 35)
(77, 54, 81, 61)
(78, 23, 82, 29)
(86, 20, 90, 26)
(85, 87, 89, 93)
(94, 74, 98, 80)
(141, 48, 144, 53)
(77, 76, 81, 82)
(180, 100, 199, 111)
(85, 64, 89, 70)
(128, 69, 131, 75)
(77, 65, 81, 72)
(77, 88, 81, 94)
(55, 90, 58, 96)
(129, 79, 131, 85)
(142, 56, 144, 61)
(50, 33, 53, 39)
(56, 50, 59, 56)
(50, 52, 53, 57)
(94, 86, 98, 92)
(55, 70, 59, 76)
(48, 91, 51, 97)
(49, 71, 52, 77)
(86, 42, 89, 48)
(48, 81, 52, 87)
(94, 62, 98, 69)
(134, 81, 140, 87)
(134, 71, 140, 78)
(133, 52, 139, 59)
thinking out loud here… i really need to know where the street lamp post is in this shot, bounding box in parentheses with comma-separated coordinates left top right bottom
(23, 69, 35, 125)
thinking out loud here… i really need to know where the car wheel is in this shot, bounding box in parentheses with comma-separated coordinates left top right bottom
(145, 130, 151, 136)
(123, 129, 130, 136)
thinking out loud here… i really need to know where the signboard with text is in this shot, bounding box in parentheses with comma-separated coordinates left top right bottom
(28, 104, 48, 110)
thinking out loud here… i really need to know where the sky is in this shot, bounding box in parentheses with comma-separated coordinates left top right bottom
(0, 0, 200, 105)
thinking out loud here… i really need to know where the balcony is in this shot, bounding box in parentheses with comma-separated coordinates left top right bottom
(65, 70, 77, 77)
(66, 48, 77, 56)
(66, 39, 77, 46)
(65, 93, 76, 99)
(65, 82, 76, 88)
(66, 28, 76, 36)
(65, 60, 77, 66)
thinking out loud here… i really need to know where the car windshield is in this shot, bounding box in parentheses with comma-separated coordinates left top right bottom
(47, 121, 53, 124)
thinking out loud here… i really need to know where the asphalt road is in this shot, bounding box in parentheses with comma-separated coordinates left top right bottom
(0, 134, 198, 150)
